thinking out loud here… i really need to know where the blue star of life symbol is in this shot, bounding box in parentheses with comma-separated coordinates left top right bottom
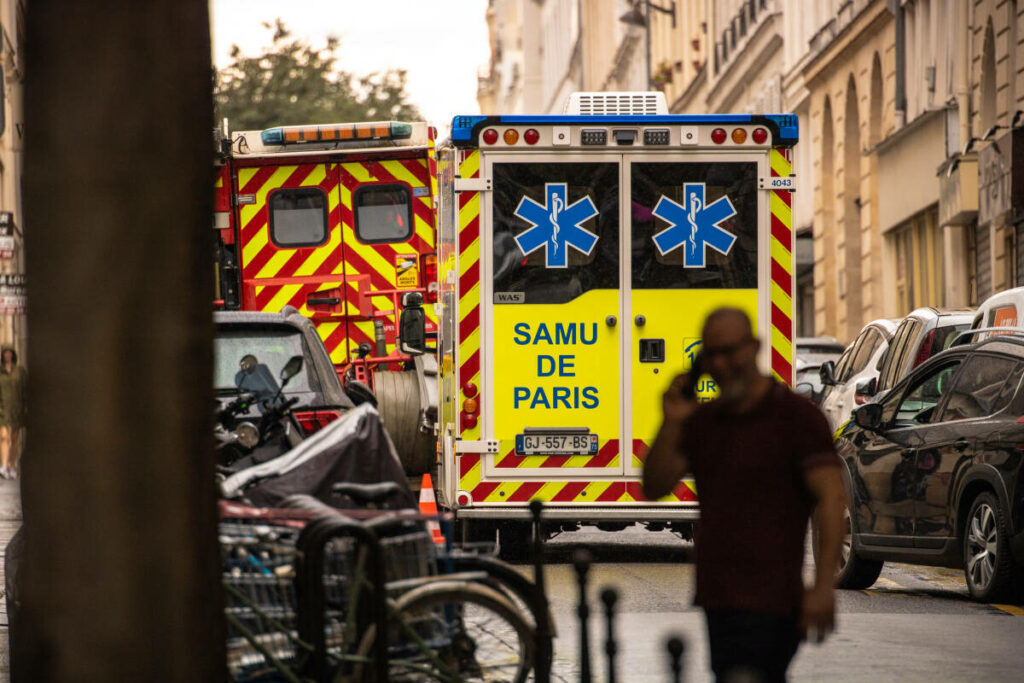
(513, 183, 599, 268)
(651, 183, 738, 268)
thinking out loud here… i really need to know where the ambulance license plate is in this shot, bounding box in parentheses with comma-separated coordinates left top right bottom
(515, 433, 598, 455)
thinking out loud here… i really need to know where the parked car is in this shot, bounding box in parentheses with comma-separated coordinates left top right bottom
(964, 286, 1024, 340)
(796, 336, 845, 366)
(795, 359, 828, 405)
(215, 307, 355, 433)
(834, 336, 1024, 601)
(861, 307, 974, 401)
(819, 319, 899, 431)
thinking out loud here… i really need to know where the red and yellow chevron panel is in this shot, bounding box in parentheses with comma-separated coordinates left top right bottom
(337, 157, 437, 360)
(233, 152, 438, 367)
(458, 150, 482, 440)
(457, 454, 696, 503)
(769, 148, 794, 386)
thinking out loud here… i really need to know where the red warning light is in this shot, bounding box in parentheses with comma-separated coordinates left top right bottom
(524, 128, 540, 145)
(711, 128, 727, 144)
(752, 127, 769, 144)
(482, 128, 499, 145)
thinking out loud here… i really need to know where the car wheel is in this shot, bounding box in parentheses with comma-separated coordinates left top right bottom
(831, 500, 883, 590)
(963, 491, 1015, 602)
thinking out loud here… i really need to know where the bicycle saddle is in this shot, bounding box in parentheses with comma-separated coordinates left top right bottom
(331, 481, 403, 507)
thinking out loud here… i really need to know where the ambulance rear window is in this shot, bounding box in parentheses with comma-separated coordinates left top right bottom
(268, 188, 329, 248)
(631, 162, 758, 290)
(492, 162, 618, 305)
(354, 184, 414, 244)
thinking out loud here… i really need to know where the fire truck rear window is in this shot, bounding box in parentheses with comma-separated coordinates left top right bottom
(631, 162, 759, 290)
(354, 184, 414, 244)
(269, 188, 329, 248)
(493, 162, 618, 304)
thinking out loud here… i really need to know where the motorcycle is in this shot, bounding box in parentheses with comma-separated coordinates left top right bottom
(215, 354, 306, 473)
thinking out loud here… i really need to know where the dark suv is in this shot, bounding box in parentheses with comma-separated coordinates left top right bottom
(835, 336, 1024, 601)
(215, 307, 354, 431)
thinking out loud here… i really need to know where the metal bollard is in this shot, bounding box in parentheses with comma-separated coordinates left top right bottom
(600, 587, 619, 683)
(666, 635, 685, 683)
(573, 549, 593, 683)
(529, 500, 552, 683)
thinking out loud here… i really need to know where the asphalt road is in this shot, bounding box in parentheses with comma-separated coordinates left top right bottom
(523, 524, 1024, 682)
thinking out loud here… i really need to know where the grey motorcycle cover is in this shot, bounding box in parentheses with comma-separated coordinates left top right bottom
(220, 403, 416, 509)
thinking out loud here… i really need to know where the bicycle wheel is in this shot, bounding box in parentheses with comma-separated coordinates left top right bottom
(352, 580, 535, 682)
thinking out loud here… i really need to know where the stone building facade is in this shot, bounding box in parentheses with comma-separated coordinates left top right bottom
(0, 0, 23, 361)
(476, 0, 1024, 343)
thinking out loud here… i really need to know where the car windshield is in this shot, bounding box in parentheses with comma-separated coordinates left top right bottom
(214, 327, 312, 396)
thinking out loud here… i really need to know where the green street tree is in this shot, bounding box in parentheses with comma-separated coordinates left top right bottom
(214, 19, 422, 130)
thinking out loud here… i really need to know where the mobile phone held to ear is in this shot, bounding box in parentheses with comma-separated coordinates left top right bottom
(679, 352, 705, 399)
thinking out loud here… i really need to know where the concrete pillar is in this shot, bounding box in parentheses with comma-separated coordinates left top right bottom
(18, 1, 224, 680)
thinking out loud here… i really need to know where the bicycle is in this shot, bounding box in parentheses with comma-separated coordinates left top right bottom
(219, 489, 549, 682)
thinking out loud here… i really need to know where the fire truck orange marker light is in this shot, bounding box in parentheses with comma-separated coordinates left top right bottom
(463, 398, 479, 414)
(731, 128, 747, 144)
(503, 129, 519, 145)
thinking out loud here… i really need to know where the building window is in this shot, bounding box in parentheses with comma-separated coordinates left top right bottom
(268, 188, 329, 248)
(890, 207, 943, 312)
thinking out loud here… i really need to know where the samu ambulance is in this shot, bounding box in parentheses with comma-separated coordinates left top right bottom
(404, 92, 798, 544)
(213, 120, 440, 475)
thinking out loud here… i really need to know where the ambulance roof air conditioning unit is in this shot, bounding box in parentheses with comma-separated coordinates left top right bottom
(564, 91, 669, 116)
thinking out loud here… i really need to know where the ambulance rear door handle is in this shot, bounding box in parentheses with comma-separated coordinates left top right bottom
(307, 296, 340, 306)
(606, 315, 617, 327)
(639, 339, 665, 363)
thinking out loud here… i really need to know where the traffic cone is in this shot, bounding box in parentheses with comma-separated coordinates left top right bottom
(419, 473, 444, 545)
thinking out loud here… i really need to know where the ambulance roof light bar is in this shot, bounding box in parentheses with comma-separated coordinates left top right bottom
(450, 113, 798, 146)
(261, 121, 413, 145)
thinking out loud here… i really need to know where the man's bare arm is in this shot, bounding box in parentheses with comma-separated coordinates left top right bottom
(641, 374, 697, 500)
(801, 464, 846, 642)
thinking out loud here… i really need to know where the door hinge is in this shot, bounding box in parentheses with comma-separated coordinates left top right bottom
(455, 439, 500, 454)
(454, 177, 492, 193)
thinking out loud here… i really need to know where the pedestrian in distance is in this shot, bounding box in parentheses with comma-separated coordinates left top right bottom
(0, 344, 27, 479)
(642, 307, 846, 683)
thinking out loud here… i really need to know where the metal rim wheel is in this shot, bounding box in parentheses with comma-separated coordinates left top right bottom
(353, 580, 535, 682)
(963, 492, 1013, 601)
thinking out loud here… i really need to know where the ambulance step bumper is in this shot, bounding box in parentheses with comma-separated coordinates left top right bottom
(454, 506, 700, 522)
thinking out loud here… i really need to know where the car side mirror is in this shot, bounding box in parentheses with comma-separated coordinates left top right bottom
(854, 376, 877, 398)
(399, 291, 427, 356)
(853, 403, 883, 431)
(279, 355, 303, 386)
(819, 360, 837, 386)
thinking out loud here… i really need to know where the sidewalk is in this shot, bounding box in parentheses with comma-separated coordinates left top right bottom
(0, 478, 22, 682)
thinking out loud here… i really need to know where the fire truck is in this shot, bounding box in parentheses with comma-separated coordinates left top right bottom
(399, 92, 798, 546)
(214, 120, 440, 475)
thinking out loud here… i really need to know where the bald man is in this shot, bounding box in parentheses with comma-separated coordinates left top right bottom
(643, 308, 846, 683)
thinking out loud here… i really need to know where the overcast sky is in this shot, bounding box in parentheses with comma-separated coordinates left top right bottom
(210, 0, 491, 133)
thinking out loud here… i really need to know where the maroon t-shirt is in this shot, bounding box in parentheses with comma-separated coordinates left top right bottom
(680, 381, 839, 616)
